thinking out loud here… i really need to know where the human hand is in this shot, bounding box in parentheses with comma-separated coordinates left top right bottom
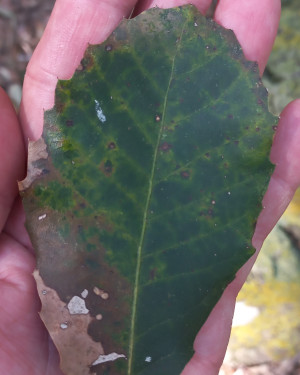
(0, 88, 62, 374)
(1, 0, 300, 374)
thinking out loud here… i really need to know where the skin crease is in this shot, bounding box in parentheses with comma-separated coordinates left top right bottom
(0, 0, 298, 374)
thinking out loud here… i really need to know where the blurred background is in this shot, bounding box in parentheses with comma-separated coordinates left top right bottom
(0, 1, 299, 374)
(0, 0, 55, 106)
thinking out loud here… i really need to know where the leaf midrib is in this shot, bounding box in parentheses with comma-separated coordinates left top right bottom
(127, 21, 186, 375)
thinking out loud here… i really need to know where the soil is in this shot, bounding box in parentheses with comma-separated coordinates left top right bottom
(0, 0, 55, 106)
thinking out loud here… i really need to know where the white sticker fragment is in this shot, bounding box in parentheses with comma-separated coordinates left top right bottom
(81, 289, 89, 299)
(67, 296, 89, 315)
(145, 356, 152, 363)
(92, 352, 126, 366)
(95, 99, 106, 123)
(38, 214, 47, 221)
(60, 323, 68, 329)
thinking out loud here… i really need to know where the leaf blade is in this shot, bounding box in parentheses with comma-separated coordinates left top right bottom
(21, 6, 277, 375)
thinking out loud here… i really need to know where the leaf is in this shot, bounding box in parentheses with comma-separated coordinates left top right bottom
(21, 6, 277, 375)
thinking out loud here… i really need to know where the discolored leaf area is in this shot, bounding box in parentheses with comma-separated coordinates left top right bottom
(21, 6, 277, 375)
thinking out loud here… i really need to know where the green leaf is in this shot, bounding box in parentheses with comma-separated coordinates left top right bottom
(21, 6, 277, 375)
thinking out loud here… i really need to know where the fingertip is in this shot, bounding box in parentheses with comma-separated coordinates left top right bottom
(133, 0, 212, 16)
(214, 0, 281, 75)
(271, 99, 300, 188)
(19, 75, 56, 141)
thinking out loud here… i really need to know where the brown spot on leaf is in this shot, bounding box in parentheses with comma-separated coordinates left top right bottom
(100, 160, 113, 176)
(55, 100, 66, 114)
(80, 52, 94, 71)
(257, 98, 264, 106)
(149, 268, 157, 281)
(105, 161, 112, 173)
(159, 142, 172, 152)
(108, 142, 116, 150)
(18, 137, 49, 191)
(181, 170, 190, 179)
(205, 152, 210, 158)
(66, 119, 73, 127)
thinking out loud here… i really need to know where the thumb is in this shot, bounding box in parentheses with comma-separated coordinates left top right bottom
(19, 0, 137, 141)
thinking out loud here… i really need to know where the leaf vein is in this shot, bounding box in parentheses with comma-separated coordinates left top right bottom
(127, 21, 188, 375)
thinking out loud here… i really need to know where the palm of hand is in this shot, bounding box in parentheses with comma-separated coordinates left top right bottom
(0, 231, 55, 374)
(0, 93, 63, 373)
(1, 1, 299, 375)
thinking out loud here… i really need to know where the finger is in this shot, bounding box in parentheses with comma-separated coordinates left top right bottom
(253, 99, 300, 248)
(20, 0, 138, 141)
(181, 249, 257, 375)
(3, 195, 33, 251)
(181, 287, 236, 375)
(133, 0, 212, 16)
(0, 88, 26, 232)
(0, 233, 63, 374)
(215, 0, 281, 75)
